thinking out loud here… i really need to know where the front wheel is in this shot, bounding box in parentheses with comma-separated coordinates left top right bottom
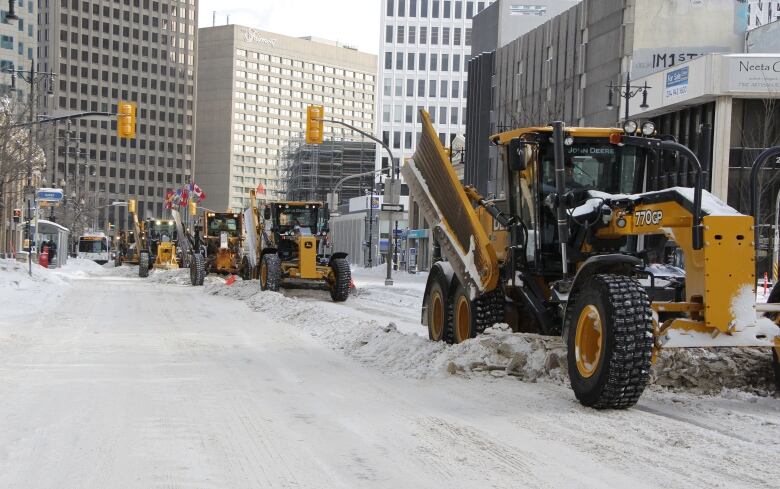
(190, 253, 205, 286)
(240, 256, 253, 281)
(566, 274, 654, 409)
(425, 272, 450, 342)
(260, 254, 281, 291)
(329, 258, 351, 302)
(139, 252, 149, 278)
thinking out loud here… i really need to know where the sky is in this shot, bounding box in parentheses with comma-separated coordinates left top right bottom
(198, 0, 381, 54)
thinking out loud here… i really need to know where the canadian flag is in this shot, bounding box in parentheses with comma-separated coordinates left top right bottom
(256, 183, 266, 195)
(191, 183, 206, 202)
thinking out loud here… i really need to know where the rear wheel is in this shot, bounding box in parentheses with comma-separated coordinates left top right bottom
(240, 256, 252, 280)
(139, 252, 149, 278)
(190, 253, 205, 286)
(566, 274, 654, 409)
(260, 254, 281, 291)
(329, 258, 350, 302)
(450, 283, 476, 344)
(425, 273, 450, 342)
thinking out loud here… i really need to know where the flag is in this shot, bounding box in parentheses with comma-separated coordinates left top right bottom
(257, 183, 266, 195)
(164, 189, 174, 209)
(192, 182, 206, 202)
(180, 189, 189, 207)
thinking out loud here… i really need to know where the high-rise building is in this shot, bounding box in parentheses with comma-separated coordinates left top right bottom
(37, 0, 198, 229)
(376, 0, 494, 174)
(0, 0, 38, 96)
(196, 25, 376, 211)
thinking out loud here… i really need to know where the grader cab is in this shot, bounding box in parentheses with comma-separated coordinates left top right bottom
(405, 109, 780, 409)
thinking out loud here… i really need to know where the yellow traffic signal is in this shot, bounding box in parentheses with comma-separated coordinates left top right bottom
(306, 105, 324, 144)
(117, 101, 137, 139)
(128, 198, 137, 214)
(189, 199, 197, 216)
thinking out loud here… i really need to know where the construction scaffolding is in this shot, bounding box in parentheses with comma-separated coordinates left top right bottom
(281, 132, 377, 205)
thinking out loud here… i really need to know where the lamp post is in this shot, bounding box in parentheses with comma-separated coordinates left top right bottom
(606, 72, 650, 122)
(318, 118, 398, 285)
(94, 201, 127, 230)
(2, 61, 56, 276)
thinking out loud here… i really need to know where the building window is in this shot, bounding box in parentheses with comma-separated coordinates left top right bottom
(454, 27, 462, 45)
(1, 36, 13, 50)
(398, 0, 406, 16)
(408, 26, 416, 44)
(444, 1, 451, 18)
(440, 80, 448, 98)
(385, 52, 392, 69)
(418, 79, 426, 97)
(407, 52, 415, 70)
(430, 53, 438, 71)
(405, 105, 413, 123)
(433, 0, 440, 17)
(397, 25, 405, 43)
(418, 53, 426, 70)
(455, 1, 462, 18)
(467, 1, 474, 18)
(421, 0, 429, 16)
(410, 0, 417, 17)
(453, 54, 461, 72)
(429, 80, 437, 97)
(452, 80, 460, 98)
(420, 26, 428, 44)
(431, 27, 438, 45)
(396, 52, 404, 70)
(442, 27, 450, 45)
(385, 25, 393, 43)
(387, 0, 394, 16)
(393, 131, 401, 149)
(405, 131, 412, 148)
(442, 54, 449, 71)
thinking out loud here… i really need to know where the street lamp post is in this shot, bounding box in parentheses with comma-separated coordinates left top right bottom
(319, 118, 399, 285)
(3, 61, 56, 276)
(606, 72, 650, 122)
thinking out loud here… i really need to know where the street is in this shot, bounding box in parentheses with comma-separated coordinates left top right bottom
(0, 261, 778, 488)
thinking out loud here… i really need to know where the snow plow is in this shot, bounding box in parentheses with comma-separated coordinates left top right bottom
(188, 210, 245, 286)
(405, 110, 780, 408)
(244, 190, 351, 301)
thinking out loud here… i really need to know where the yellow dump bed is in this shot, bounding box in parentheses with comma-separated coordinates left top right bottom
(401, 110, 498, 296)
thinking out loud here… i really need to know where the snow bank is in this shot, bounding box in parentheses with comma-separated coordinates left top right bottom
(0, 259, 68, 318)
(201, 277, 779, 396)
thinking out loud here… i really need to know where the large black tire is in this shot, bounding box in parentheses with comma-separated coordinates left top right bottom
(190, 253, 205, 286)
(566, 274, 654, 409)
(240, 256, 252, 281)
(329, 258, 351, 302)
(139, 252, 149, 278)
(425, 271, 450, 342)
(445, 280, 503, 344)
(260, 254, 281, 291)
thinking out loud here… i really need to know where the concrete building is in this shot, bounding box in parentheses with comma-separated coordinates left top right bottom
(0, 0, 40, 255)
(196, 25, 376, 211)
(465, 0, 579, 198)
(36, 0, 198, 230)
(0, 0, 37, 94)
(376, 0, 495, 173)
(466, 0, 777, 199)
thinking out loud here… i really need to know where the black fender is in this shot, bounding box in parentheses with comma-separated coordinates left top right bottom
(563, 254, 642, 336)
(260, 248, 278, 259)
(328, 252, 348, 266)
(422, 261, 455, 325)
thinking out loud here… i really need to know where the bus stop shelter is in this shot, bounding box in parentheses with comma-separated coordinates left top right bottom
(36, 220, 69, 268)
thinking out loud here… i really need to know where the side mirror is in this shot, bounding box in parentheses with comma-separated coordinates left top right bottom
(263, 207, 271, 220)
(507, 138, 529, 172)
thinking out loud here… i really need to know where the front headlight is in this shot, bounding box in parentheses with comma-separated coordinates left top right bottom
(641, 121, 656, 136)
(622, 120, 638, 134)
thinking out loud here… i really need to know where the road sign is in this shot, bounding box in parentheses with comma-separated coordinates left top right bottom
(36, 188, 64, 202)
(381, 203, 404, 212)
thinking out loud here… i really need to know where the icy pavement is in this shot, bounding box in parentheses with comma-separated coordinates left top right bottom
(0, 260, 778, 488)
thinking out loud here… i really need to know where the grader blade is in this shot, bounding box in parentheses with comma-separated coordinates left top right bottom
(401, 109, 498, 296)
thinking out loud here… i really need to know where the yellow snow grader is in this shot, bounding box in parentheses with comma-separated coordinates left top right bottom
(188, 210, 245, 286)
(406, 110, 780, 408)
(244, 189, 351, 301)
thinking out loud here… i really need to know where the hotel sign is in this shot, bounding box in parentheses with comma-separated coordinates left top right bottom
(242, 29, 278, 48)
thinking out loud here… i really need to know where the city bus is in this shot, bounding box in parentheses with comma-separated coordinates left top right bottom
(77, 232, 111, 264)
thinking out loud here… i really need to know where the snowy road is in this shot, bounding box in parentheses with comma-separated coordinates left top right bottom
(0, 261, 779, 488)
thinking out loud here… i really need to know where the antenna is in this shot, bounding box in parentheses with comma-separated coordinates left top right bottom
(212, 11, 216, 27)
(226, 15, 230, 25)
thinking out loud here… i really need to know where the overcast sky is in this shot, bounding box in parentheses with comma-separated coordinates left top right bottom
(198, 0, 381, 54)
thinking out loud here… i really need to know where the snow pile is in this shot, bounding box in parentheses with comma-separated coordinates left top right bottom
(203, 279, 570, 381)
(0, 259, 68, 318)
(650, 348, 775, 395)
(0, 258, 67, 288)
(145, 268, 191, 285)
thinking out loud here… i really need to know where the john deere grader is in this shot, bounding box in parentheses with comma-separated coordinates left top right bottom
(244, 190, 351, 301)
(405, 110, 780, 409)
(188, 210, 246, 286)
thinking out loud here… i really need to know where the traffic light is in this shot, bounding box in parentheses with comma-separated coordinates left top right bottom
(306, 105, 324, 144)
(12, 209, 21, 223)
(128, 199, 137, 214)
(189, 199, 197, 216)
(117, 101, 137, 139)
